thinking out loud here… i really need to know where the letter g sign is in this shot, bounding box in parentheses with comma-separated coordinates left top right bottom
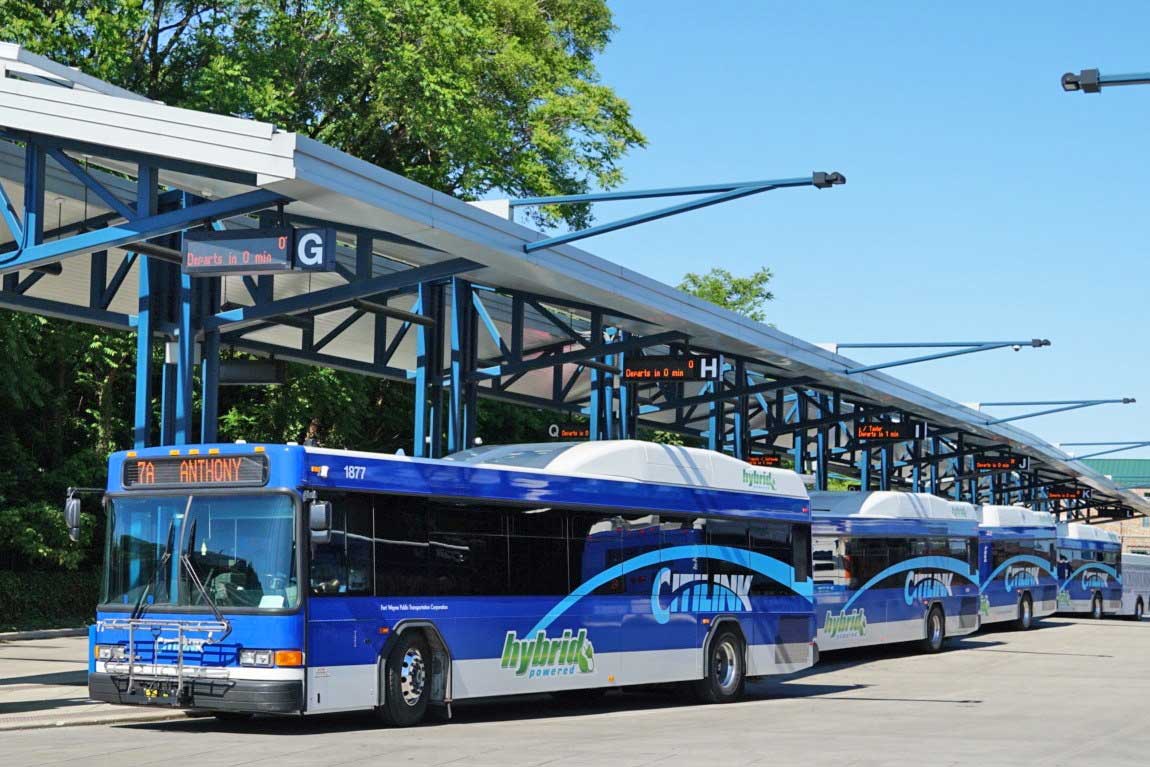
(293, 228, 336, 271)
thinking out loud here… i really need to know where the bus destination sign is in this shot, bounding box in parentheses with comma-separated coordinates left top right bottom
(124, 455, 269, 489)
(622, 355, 722, 382)
(855, 421, 920, 442)
(974, 455, 1028, 472)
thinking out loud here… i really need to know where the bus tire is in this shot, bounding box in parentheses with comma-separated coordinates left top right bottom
(1014, 594, 1034, 631)
(922, 605, 945, 653)
(377, 632, 430, 727)
(694, 628, 745, 704)
(1091, 593, 1103, 620)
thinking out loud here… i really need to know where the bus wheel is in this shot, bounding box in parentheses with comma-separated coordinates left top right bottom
(1091, 594, 1103, 620)
(695, 629, 745, 704)
(923, 606, 945, 653)
(377, 633, 430, 727)
(1015, 594, 1034, 631)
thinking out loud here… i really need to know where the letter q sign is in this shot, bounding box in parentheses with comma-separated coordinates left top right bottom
(294, 228, 337, 271)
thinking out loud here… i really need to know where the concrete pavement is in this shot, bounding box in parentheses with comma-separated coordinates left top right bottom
(2, 616, 1149, 766)
(0, 635, 191, 731)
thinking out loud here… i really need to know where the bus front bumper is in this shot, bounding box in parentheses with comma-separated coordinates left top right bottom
(89, 672, 303, 714)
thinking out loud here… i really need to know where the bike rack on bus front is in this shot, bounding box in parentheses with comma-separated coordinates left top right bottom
(98, 617, 231, 704)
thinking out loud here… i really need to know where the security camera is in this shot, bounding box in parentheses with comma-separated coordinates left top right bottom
(1012, 344, 1022, 352)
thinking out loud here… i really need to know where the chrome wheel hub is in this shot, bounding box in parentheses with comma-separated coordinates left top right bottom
(399, 648, 426, 707)
(712, 640, 738, 693)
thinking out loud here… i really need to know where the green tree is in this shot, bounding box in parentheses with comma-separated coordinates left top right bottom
(0, 0, 644, 228)
(0, 1, 646, 592)
(678, 266, 774, 323)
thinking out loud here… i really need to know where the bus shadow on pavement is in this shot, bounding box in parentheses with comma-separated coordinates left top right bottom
(118, 681, 866, 735)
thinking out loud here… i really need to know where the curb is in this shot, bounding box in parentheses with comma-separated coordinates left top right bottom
(0, 710, 197, 732)
(0, 627, 88, 641)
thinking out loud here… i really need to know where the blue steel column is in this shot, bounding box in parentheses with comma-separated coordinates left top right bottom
(22, 142, 45, 251)
(953, 434, 965, 501)
(413, 281, 445, 457)
(879, 445, 892, 491)
(448, 278, 478, 453)
(588, 311, 605, 440)
(132, 165, 158, 448)
(732, 360, 748, 460)
(174, 267, 194, 444)
(200, 276, 221, 444)
(928, 437, 940, 495)
(708, 375, 725, 453)
(910, 436, 922, 492)
(814, 392, 829, 491)
(159, 262, 176, 444)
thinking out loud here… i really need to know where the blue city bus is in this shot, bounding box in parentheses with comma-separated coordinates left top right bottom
(964, 504, 1058, 630)
(86, 440, 815, 724)
(810, 491, 980, 653)
(1056, 522, 1122, 618)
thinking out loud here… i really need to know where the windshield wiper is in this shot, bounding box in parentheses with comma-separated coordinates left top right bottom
(178, 517, 231, 640)
(130, 515, 176, 621)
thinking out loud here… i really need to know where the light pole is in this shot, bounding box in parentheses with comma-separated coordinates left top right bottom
(1062, 68, 1150, 93)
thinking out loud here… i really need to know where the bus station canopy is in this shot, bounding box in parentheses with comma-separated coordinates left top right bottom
(0, 42, 1144, 519)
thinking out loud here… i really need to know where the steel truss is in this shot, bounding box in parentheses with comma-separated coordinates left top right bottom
(0, 134, 1136, 521)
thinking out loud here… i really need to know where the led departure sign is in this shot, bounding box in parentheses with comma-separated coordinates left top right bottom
(622, 355, 723, 382)
(747, 454, 783, 467)
(548, 423, 591, 440)
(974, 455, 1028, 472)
(182, 227, 336, 276)
(183, 228, 293, 275)
(124, 455, 268, 489)
(1047, 486, 1088, 501)
(855, 421, 920, 442)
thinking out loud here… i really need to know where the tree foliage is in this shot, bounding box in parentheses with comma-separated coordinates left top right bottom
(0, 0, 644, 584)
(678, 267, 774, 323)
(0, 0, 645, 228)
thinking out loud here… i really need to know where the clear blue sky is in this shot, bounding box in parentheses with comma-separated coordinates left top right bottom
(573, 1, 1150, 457)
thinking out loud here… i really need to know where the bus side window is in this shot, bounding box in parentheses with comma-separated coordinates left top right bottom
(508, 506, 568, 596)
(309, 493, 374, 597)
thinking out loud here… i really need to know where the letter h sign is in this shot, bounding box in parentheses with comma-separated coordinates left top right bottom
(698, 355, 722, 380)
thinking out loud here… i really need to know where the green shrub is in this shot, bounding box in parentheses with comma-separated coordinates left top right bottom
(0, 570, 99, 632)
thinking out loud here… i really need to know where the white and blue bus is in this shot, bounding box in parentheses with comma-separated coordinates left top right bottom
(1056, 522, 1122, 618)
(1117, 553, 1150, 621)
(86, 441, 815, 724)
(810, 491, 980, 654)
(966, 504, 1058, 630)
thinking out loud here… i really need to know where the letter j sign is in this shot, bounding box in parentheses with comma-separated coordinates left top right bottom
(294, 228, 337, 271)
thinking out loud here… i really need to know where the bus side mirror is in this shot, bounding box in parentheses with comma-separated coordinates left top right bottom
(64, 497, 82, 543)
(309, 501, 332, 545)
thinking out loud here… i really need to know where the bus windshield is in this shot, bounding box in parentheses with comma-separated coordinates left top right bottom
(103, 494, 298, 611)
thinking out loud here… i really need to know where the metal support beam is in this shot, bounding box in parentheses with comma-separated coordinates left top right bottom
(978, 398, 1135, 426)
(0, 188, 288, 274)
(1060, 440, 1150, 460)
(207, 258, 479, 332)
(513, 173, 845, 253)
(832, 339, 1050, 376)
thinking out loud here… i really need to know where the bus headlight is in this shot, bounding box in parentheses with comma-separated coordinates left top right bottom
(94, 645, 127, 661)
(239, 649, 275, 667)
